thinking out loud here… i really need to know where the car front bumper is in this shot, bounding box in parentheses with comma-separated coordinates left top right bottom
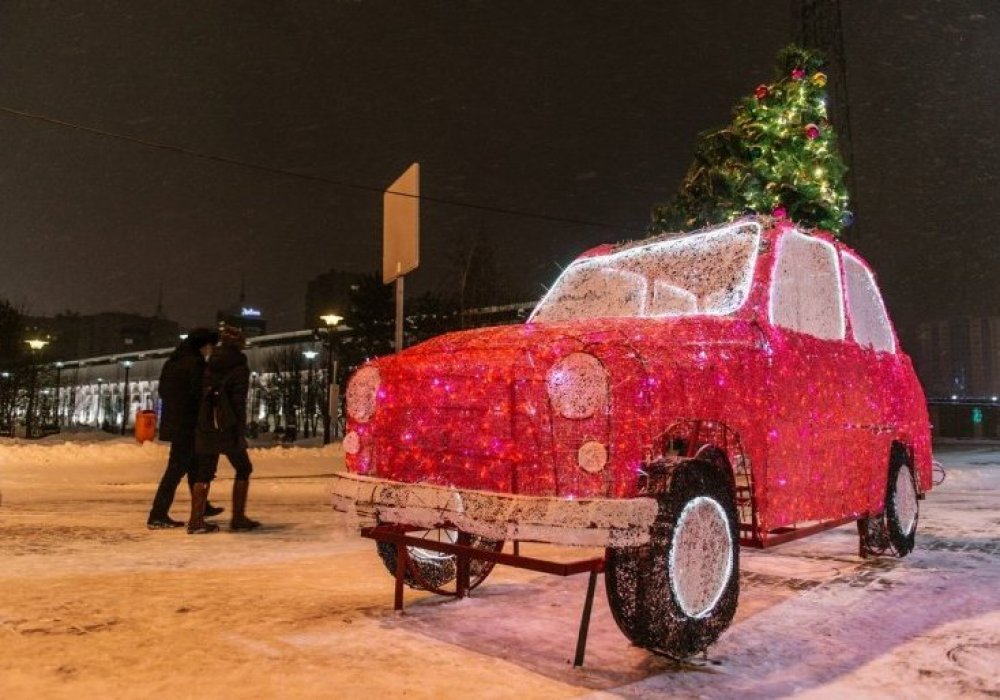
(330, 472, 659, 548)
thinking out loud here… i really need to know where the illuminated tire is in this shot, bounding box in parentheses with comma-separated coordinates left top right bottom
(376, 528, 503, 595)
(605, 460, 739, 658)
(885, 453, 919, 555)
(858, 447, 918, 557)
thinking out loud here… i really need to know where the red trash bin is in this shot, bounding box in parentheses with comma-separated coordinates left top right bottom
(134, 409, 157, 443)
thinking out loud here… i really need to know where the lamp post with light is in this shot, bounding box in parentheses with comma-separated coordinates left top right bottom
(303, 350, 318, 438)
(248, 371, 260, 437)
(96, 378, 105, 428)
(1, 371, 13, 436)
(120, 360, 133, 435)
(320, 313, 343, 444)
(24, 338, 49, 438)
(54, 361, 64, 427)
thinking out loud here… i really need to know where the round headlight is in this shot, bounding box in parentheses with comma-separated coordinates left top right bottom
(346, 366, 381, 423)
(546, 352, 608, 420)
(342, 430, 361, 455)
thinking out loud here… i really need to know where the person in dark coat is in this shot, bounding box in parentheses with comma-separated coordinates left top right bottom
(146, 327, 222, 529)
(188, 326, 261, 533)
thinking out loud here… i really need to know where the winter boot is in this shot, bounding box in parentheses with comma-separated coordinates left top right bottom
(147, 515, 185, 530)
(187, 482, 220, 534)
(230, 479, 261, 531)
(189, 484, 224, 518)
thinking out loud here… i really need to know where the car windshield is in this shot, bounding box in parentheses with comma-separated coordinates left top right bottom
(530, 222, 761, 323)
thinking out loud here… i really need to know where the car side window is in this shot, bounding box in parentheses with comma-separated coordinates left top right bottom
(769, 230, 845, 340)
(842, 253, 896, 353)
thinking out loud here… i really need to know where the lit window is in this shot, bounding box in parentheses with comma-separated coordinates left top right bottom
(769, 230, 845, 340)
(842, 253, 895, 353)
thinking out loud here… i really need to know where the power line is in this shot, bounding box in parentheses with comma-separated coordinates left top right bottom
(0, 104, 648, 235)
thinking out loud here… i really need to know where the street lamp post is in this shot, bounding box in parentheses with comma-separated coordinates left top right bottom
(24, 339, 49, 439)
(120, 360, 133, 435)
(249, 371, 260, 437)
(1, 371, 12, 436)
(96, 378, 105, 428)
(54, 361, 64, 428)
(303, 350, 318, 438)
(320, 313, 343, 444)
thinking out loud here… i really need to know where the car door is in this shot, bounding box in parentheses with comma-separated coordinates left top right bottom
(764, 229, 848, 526)
(841, 252, 899, 514)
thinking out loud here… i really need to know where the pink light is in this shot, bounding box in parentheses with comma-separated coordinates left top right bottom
(341, 219, 933, 534)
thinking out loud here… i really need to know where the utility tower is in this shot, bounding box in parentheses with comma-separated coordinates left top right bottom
(793, 0, 859, 240)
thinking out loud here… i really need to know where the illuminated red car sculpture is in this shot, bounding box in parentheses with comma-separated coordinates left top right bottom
(332, 218, 932, 657)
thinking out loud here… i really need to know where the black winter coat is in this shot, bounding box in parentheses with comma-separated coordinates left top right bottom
(157, 340, 208, 443)
(195, 344, 250, 455)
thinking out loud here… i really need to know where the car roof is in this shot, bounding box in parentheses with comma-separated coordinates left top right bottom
(574, 217, 875, 276)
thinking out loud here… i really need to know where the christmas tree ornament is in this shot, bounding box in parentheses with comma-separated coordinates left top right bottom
(804, 123, 821, 139)
(811, 71, 828, 87)
(754, 84, 770, 100)
(842, 210, 855, 227)
(791, 67, 806, 80)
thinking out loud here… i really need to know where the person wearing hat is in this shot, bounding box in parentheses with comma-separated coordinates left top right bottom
(146, 327, 224, 528)
(189, 325, 261, 533)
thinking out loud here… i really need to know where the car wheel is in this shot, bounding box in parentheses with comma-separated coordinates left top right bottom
(858, 449, 918, 557)
(885, 456, 919, 555)
(376, 528, 504, 595)
(605, 460, 739, 658)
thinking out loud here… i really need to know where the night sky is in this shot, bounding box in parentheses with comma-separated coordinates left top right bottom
(1, 1, 997, 339)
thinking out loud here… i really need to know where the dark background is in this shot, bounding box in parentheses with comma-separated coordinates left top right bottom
(1, 1, 997, 340)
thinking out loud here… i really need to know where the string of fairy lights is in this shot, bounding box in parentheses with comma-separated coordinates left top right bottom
(652, 45, 852, 236)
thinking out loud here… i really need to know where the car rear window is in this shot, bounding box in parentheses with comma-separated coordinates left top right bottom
(843, 253, 896, 353)
(769, 230, 845, 341)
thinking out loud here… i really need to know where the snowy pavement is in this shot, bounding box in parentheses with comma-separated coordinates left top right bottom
(0, 437, 997, 699)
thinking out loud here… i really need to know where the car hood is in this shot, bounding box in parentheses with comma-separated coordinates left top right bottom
(379, 315, 761, 377)
(387, 320, 627, 379)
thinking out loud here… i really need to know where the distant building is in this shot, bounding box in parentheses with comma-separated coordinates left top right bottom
(216, 282, 267, 338)
(910, 317, 1000, 399)
(24, 312, 181, 361)
(216, 305, 267, 338)
(304, 269, 364, 328)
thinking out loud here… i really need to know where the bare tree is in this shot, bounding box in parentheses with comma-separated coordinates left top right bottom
(263, 347, 305, 440)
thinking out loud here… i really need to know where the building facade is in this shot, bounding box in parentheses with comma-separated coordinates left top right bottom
(10, 330, 328, 437)
(910, 317, 1000, 399)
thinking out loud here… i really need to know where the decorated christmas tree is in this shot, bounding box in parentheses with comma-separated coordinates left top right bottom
(651, 45, 852, 236)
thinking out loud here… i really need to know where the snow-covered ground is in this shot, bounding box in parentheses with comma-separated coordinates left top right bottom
(0, 437, 997, 699)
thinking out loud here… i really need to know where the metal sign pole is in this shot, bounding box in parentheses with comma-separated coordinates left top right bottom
(395, 275, 404, 353)
(383, 162, 419, 353)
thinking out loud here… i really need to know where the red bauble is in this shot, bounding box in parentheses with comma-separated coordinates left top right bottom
(791, 67, 806, 80)
(804, 123, 821, 139)
(754, 84, 770, 100)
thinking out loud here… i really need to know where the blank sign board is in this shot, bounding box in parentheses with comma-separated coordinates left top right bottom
(383, 162, 420, 284)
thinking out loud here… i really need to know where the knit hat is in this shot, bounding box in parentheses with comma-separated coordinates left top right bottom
(185, 327, 220, 350)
